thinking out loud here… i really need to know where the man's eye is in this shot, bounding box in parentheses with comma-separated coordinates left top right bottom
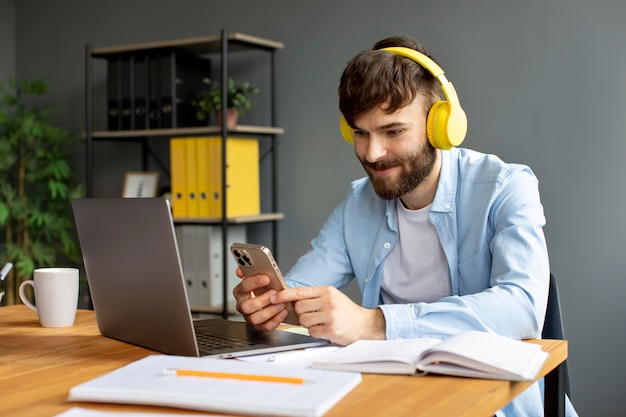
(354, 130, 368, 138)
(387, 129, 403, 137)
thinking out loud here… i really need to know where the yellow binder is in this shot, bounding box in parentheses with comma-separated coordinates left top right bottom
(205, 137, 259, 218)
(195, 138, 211, 218)
(222, 137, 260, 217)
(172, 136, 259, 219)
(169, 138, 187, 218)
(185, 139, 199, 217)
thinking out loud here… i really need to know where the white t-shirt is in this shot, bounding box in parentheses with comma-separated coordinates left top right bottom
(381, 202, 451, 304)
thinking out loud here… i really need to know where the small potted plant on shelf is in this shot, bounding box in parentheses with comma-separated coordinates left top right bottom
(192, 78, 259, 127)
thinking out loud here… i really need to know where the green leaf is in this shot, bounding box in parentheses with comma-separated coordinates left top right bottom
(0, 203, 8, 225)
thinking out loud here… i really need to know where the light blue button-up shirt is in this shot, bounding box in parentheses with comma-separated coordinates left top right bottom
(285, 147, 577, 416)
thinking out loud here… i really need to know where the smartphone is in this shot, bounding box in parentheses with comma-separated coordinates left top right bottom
(230, 242, 298, 324)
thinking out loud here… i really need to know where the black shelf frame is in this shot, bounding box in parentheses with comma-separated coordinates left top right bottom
(84, 29, 283, 317)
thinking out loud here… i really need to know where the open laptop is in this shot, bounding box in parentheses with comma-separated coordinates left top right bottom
(71, 197, 328, 358)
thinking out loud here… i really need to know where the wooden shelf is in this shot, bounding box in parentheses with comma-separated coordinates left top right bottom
(90, 33, 283, 57)
(174, 212, 284, 225)
(87, 125, 284, 139)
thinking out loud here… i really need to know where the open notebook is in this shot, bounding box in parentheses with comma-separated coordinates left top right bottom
(72, 197, 328, 357)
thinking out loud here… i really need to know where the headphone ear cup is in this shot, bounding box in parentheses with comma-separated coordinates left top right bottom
(426, 101, 454, 150)
(340, 115, 354, 144)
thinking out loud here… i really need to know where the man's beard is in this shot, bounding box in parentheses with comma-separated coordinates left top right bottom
(359, 141, 437, 200)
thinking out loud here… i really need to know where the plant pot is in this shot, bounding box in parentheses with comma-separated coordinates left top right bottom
(216, 108, 239, 128)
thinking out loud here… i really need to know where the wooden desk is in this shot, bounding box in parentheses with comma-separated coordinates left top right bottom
(0, 306, 567, 417)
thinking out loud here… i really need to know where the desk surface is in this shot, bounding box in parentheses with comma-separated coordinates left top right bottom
(0, 306, 567, 417)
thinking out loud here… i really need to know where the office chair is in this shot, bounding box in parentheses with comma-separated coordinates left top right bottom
(542, 273, 572, 407)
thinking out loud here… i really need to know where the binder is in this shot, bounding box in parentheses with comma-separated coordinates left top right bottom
(148, 52, 161, 129)
(171, 136, 260, 219)
(213, 137, 260, 217)
(160, 50, 211, 128)
(184, 139, 199, 217)
(106, 57, 121, 130)
(174, 225, 199, 308)
(174, 224, 246, 310)
(159, 51, 174, 128)
(169, 138, 187, 218)
(195, 138, 211, 217)
(120, 55, 132, 130)
(196, 224, 247, 308)
(132, 53, 149, 130)
(209, 139, 222, 217)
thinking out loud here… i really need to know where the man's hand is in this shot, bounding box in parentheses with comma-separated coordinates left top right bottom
(270, 285, 386, 346)
(232, 269, 289, 332)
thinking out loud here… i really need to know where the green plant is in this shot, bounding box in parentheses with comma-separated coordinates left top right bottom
(192, 78, 259, 121)
(0, 78, 83, 305)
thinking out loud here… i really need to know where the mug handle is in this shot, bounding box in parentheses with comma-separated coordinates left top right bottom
(19, 280, 38, 313)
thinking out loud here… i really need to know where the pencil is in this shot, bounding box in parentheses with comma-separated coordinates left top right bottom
(162, 368, 306, 385)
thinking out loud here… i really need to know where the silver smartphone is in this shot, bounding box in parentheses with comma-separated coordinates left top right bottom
(230, 242, 298, 324)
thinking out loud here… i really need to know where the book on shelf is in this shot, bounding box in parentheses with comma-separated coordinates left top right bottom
(169, 136, 260, 219)
(68, 354, 362, 417)
(311, 330, 549, 381)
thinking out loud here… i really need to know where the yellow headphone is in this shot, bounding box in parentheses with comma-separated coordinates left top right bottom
(340, 46, 467, 150)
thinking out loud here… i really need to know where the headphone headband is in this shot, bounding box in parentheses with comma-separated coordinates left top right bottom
(340, 46, 467, 150)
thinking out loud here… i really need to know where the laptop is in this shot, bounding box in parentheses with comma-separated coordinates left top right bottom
(71, 197, 328, 358)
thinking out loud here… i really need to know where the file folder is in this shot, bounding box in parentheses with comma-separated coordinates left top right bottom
(160, 50, 211, 128)
(169, 138, 187, 218)
(174, 224, 246, 309)
(170, 136, 260, 219)
(185, 139, 199, 217)
(148, 53, 161, 129)
(120, 55, 132, 130)
(213, 137, 260, 217)
(196, 139, 211, 217)
(132, 53, 149, 130)
(107, 57, 122, 130)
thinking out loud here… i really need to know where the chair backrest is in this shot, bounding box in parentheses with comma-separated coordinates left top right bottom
(542, 273, 571, 397)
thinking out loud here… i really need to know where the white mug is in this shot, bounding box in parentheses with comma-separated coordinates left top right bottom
(19, 268, 79, 327)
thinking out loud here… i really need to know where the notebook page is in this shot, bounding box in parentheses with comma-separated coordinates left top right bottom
(68, 355, 361, 417)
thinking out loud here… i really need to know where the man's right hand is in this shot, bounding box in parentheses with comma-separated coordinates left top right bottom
(232, 268, 290, 331)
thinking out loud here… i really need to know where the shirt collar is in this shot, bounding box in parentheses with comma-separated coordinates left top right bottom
(430, 148, 458, 213)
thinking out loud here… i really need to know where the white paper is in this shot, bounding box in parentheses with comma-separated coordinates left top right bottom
(237, 346, 341, 368)
(55, 407, 217, 417)
(68, 355, 362, 417)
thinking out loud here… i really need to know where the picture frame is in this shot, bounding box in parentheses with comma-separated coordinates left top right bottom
(122, 172, 159, 198)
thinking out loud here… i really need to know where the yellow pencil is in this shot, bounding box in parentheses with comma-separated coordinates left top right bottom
(162, 368, 306, 385)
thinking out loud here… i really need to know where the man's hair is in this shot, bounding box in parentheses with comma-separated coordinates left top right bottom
(338, 35, 442, 128)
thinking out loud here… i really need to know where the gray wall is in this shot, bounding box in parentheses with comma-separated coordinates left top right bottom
(0, 0, 15, 81)
(8, 0, 626, 415)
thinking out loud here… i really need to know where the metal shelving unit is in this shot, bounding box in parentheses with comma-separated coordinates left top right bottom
(84, 29, 283, 317)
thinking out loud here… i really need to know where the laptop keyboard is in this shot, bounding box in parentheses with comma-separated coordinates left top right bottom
(196, 331, 255, 355)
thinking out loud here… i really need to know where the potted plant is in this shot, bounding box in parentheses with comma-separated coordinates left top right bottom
(192, 78, 259, 127)
(0, 78, 84, 305)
